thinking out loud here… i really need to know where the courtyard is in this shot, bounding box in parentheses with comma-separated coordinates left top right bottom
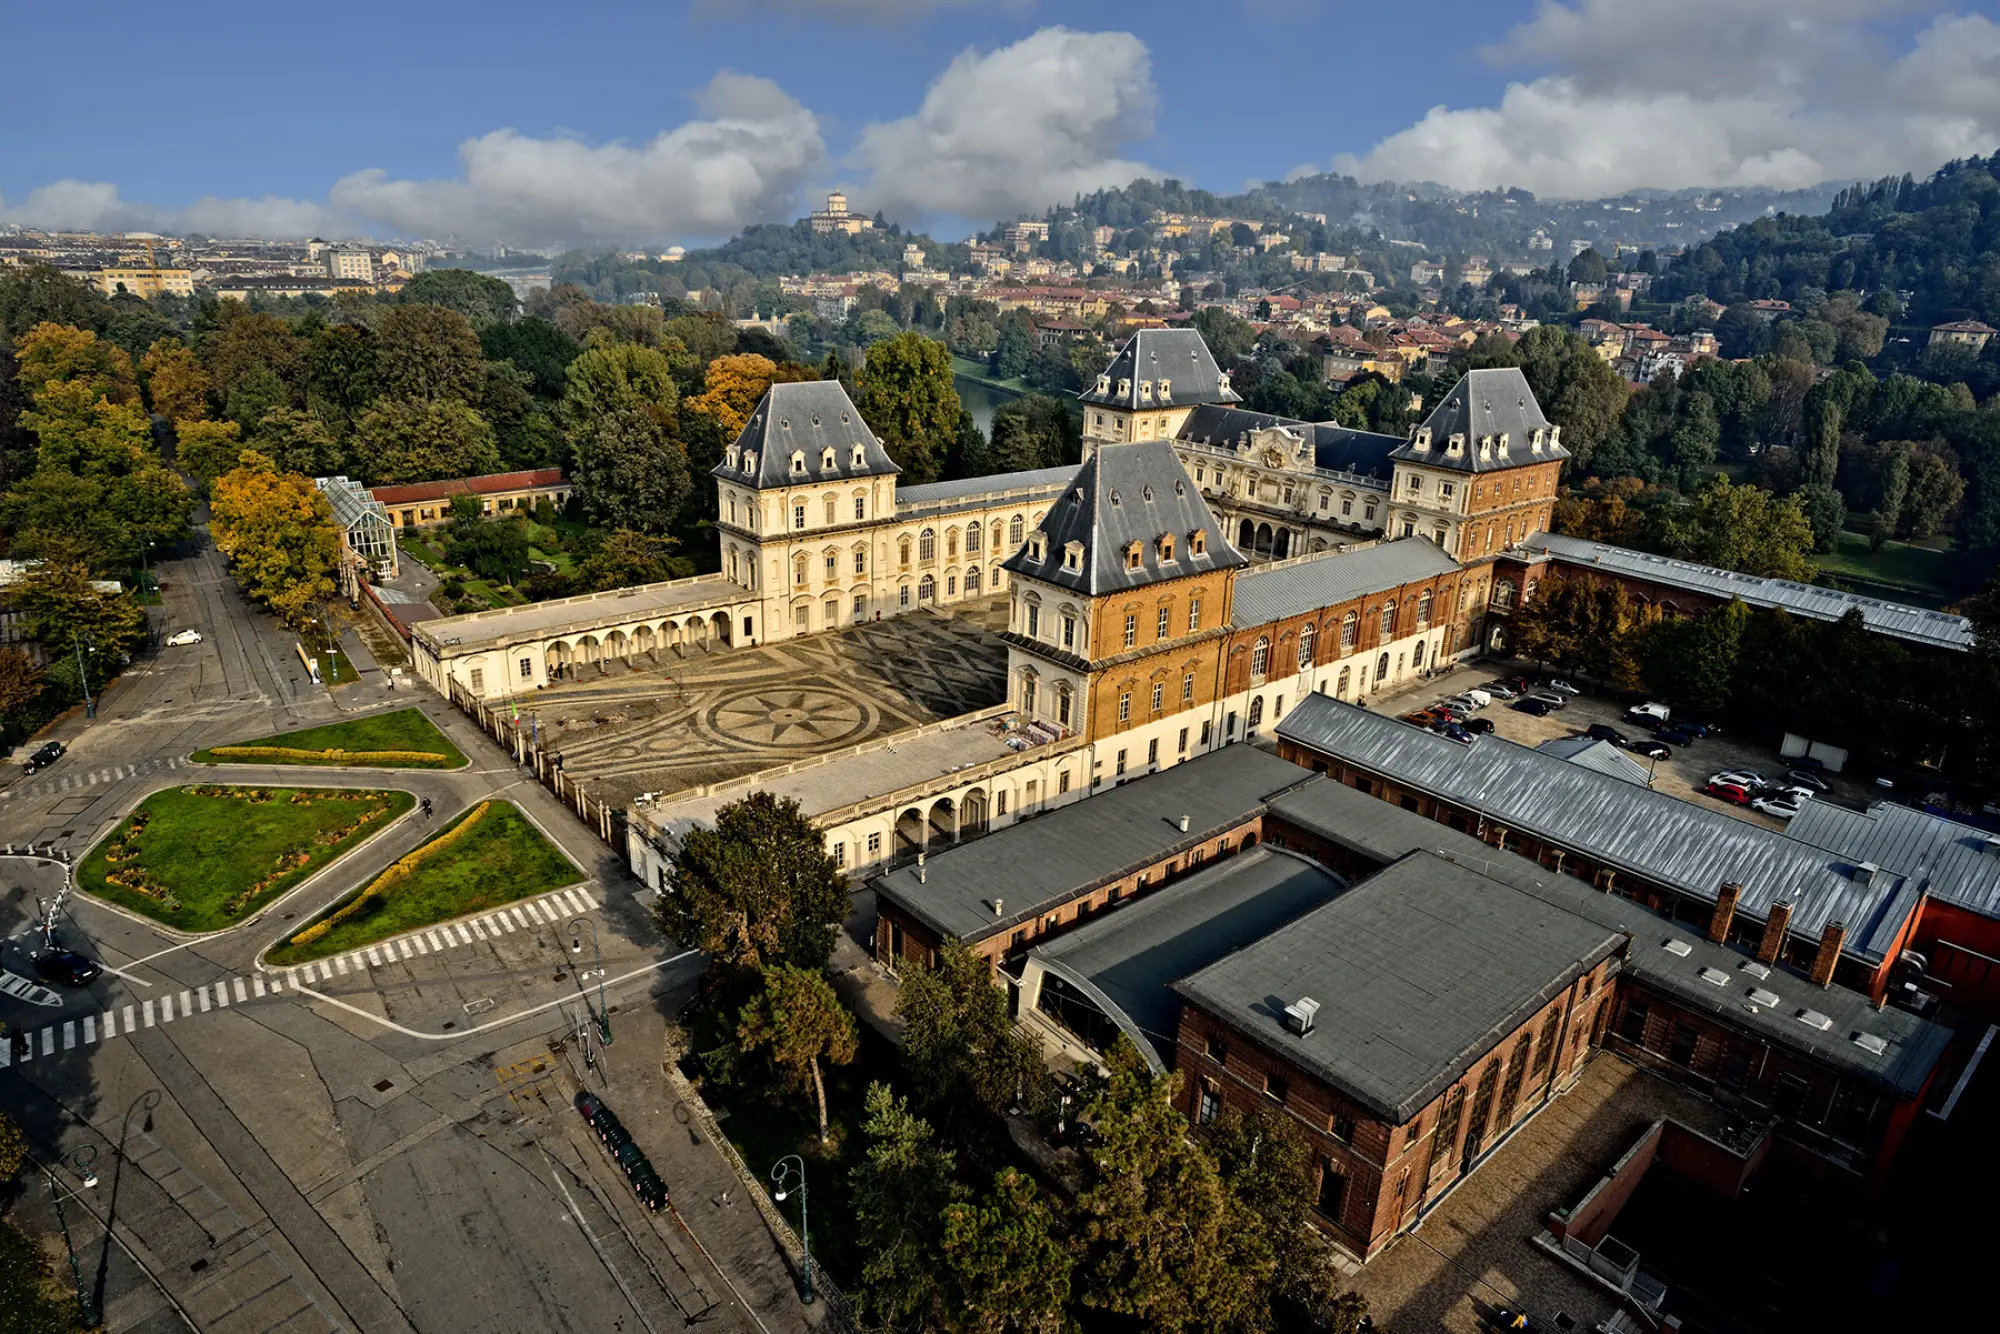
(515, 598, 1014, 807)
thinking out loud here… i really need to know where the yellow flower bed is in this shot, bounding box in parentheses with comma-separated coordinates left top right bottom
(209, 745, 452, 766)
(288, 802, 492, 947)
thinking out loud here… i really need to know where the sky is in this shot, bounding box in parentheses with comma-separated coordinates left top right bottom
(4, 0, 2000, 247)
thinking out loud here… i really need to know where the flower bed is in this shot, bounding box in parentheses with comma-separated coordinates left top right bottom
(193, 709, 468, 770)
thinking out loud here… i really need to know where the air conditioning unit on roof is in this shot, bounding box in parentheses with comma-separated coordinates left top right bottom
(1283, 998, 1320, 1036)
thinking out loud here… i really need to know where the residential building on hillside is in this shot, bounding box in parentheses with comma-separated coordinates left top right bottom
(1928, 319, 1996, 353)
(808, 191, 874, 236)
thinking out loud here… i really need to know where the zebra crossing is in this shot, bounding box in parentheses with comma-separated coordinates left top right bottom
(3, 754, 189, 800)
(0, 884, 603, 1069)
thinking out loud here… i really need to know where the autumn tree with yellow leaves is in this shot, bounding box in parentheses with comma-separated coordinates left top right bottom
(209, 452, 340, 626)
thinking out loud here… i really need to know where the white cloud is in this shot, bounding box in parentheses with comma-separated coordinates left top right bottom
(0, 180, 337, 238)
(1330, 1, 2000, 197)
(850, 27, 1158, 224)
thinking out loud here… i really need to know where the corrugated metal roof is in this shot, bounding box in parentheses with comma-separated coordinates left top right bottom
(1272, 693, 1917, 964)
(1229, 539, 1460, 629)
(1786, 800, 2000, 922)
(895, 465, 1076, 508)
(1535, 736, 1652, 786)
(1529, 532, 1974, 651)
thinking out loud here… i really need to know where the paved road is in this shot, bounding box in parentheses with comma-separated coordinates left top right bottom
(0, 538, 821, 1334)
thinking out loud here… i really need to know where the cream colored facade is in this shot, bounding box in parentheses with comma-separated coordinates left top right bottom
(93, 267, 194, 298)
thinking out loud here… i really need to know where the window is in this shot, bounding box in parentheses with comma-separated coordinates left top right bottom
(1668, 1021, 1700, 1068)
(1341, 495, 1354, 517)
(1115, 749, 1127, 775)
(1009, 514, 1024, 546)
(853, 548, 866, 575)
(1406, 474, 1421, 493)
(794, 555, 809, 586)
(918, 574, 935, 601)
(966, 566, 981, 593)
(947, 529, 958, 559)
(1201, 720, 1212, 747)
(853, 593, 866, 618)
(1618, 1000, 1650, 1046)
(824, 495, 836, 525)
(1250, 637, 1269, 679)
(1026, 602, 1041, 637)
(1151, 681, 1163, 712)
(1263, 1072, 1288, 1104)
(1124, 614, 1137, 648)
(867, 832, 882, 855)
(1198, 1085, 1221, 1124)
(1178, 727, 1189, 752)
(1158, 534, 1175, 563)
(1340, 612, 1358, 650)
(1191, 530, 1206, 555)
(1118, 691, 1131, 722)
(1330, 1113, 1356, 1143)
(899, 584, 911, 607)
(1493, 579, 1516, 609)
(1158, 606, 1171, 640)
(1440, 480, 1455, 498)
(899, 538, 912, 568)
(1206, 1034, 1228, 1064)
(469, 667, 484, 692)
(1298, 623, 1315, 670)
(1380, 603, 1396, 638)
(854, 495, 866, 521)
(1416, 590, 1433, 627)
(825, 551, 838, 578)
(1412, 640, 1426, 669)
(1376, 652, 1390, 682)
(995, 790, 1008, 816)
(833, 841, 846, 868)
(966, 522, 981, 553)
(1058, 769, 1071, 794)
(1183, 672, 1195, 702)
(1531, 1016, 1556, 1076)
(1022, 675, 1037, 713)
(1188, 598, 1202, 630)
(1337, 666, 1350, 695)
(519, 657, 533, 679)
(1317, 1166, 1347, 1220)
(793, 503, 807, 530)
(919, 529, 935, 562)
(1247, 696, 1264, 730)
(1062, 614, 1077, 649)
(1057, 687, 1072, 726)
(947, 575, 957, 597)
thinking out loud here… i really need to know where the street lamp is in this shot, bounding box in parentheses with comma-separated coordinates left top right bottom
(567, 917, 611, 1045)
(770, 1155, 813, 1305)
(46, 1147, 99, 1327)
(72, 633, 95, 719)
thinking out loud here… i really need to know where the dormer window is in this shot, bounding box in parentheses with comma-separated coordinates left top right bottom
(726, 446, 740, 468)
(1217, 372, 1232, 394)
(1095, 374, 1111, 394)
(1190, 529, 1206, 555)
(1063, 541, 1084, 572)
(1158, 533, 1176, 563)
(1497, 433, 1511, 457)
(1530, 429, 1545, 454)
(852, 444, 866, 466)
(1125, 541, 1143, 571)
(1412, 428, 1431, 451)
(1028, 533, 1047, 561)
(1159, 377, 1171, 398)
(821, 447, 836, 470)
(1478, 438, 1492, 460)
(1117, 378, 1131, 398)
(1447, 434, 1464, 456)
(790, 451, 806, 475)
(744, 450, 757, 473)
(1139, 381, 1154, 400)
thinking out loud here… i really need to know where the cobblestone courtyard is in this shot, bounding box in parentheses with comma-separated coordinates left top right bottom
(517, 598, 1013, 805)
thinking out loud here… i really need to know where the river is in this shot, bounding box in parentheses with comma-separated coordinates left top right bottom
(953, 372, 1025, 436)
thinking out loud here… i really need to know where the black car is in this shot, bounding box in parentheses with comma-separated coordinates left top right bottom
(22, 741, 62, 775)
(1585, 724, 1627, 745)
(1654, 727, 1697, 746)
(33, 949, 100, 987)
(1786, 769, 1831, 792)
(1629, 740, 1672, 760)
(1513, 697, 1556, 716)
(1462, 717, 1496, 735)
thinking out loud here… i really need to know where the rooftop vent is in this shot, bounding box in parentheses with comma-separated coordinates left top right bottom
(992, 897, 1004, 918)
(1178, 814, 1190, 832)
(1856, 860, 1883, 887)
(1983, 834, 2000, 856)
(1747, 987, 1782, 1009)
(1796, 1008, 1833, 1032)
(1851, 1031, 1888, 1056)
(1739, 960, 1771, 980)
(1662, 939, 1693, 957)
(1283, 998, 1321, 1036)
(1697, 967, 1730, 987)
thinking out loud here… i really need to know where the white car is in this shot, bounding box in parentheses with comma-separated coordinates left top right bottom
(1709, 769, 1767, 789)
(1752, 795, 1803, 820)
(166, 630, 203, 646)
(1547, 679, 1581, 695)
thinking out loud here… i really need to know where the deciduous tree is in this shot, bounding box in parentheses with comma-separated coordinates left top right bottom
(734, 965, 857, 1143)
(856, 332, 959, 485)
(0, 647, 45, 721)
(208, 455, 340, 626)
(140, 339, 212, 423)
(574, 529, 689, 592)
(560, 343, 689, 532)
(350, 398, 501, 485)
(895, 940, 1046, 1132)
(375, 305, 486, 405)
(398, 269, 519, 327)
(174, 419, 246, 487)
(249, 406, 340, 477)
(14, 323, 137, 404)
(11, 561, 148, 666)
(653, 790, 849, 971)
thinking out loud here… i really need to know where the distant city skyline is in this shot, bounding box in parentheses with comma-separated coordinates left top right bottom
(3, 0, 1998, 247)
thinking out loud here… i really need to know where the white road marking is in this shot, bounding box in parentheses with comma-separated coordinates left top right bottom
(197, 987, 211, 1013)
(507, 907, 530, 930)
(495, 914, 516, 934)
(253, 976, 266, 998)
(179, 991, 193, 1018)
(62, 1021, 75, 1049)
(525, 900, 551, 924)
(366, 947, 384, 967)
(143, 999, 156, 1027)
(453, 924, 473, 945)
(412, 934, 429, 955)
(469, 919, 488, 941)
(83, 1016, 96, 1043)
(42, 1028, 54, 1055)
(426, 931, 445, 952)
(335, 956, 350, 975)
(233, 978, 247, 1003)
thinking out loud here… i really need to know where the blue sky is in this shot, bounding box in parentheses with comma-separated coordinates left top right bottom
(4, 1, 1998, 245)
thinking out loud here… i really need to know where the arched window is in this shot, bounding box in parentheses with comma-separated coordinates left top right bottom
(1250, 637, 1270, 680)
(966, 521, 982, 554)
(1416, 590, 1433, 628)
(1024, 594, 1042, 638)
(1413, 639, 1427, 668)
(1056, 684, 1073, 727)
(794, 554, 809, 586)
(919, 529, 936, 562)
(1247, 696, 1265, 729)
(966, 566, 982, 593)
(1337, 666, 1351, 695)
(899, 537, 912, 567)
(1009, 514, 1024, 547)
(1524, 579, 1540, 603)
(1380, 602, 1396, 638)
(1493, 579, 1516, 610)
(853, 544, 867, 575)
(1340, 611, 1358, 650)
(946, 528, 958, 559)
(1298, 623, 1315, 670)
(919, 574, 935, 600)
(1377, 652, 1390, 681)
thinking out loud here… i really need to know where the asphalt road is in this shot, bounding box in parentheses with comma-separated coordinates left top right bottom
(0, 537, 820, 1334)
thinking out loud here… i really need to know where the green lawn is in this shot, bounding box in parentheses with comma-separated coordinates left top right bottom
(398, 532, 449, 570)
(194, 708, 468, 769)
(265, 800, 582, 965)
(951, 355, 1031, 396)
(78, 785, 414, 933)
(1817, 532, 1963, 602)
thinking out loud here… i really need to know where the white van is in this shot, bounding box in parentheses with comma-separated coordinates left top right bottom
(1459, 688, 1493, 708)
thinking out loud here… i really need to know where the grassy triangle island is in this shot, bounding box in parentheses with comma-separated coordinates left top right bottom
(192, 708, 469, 769)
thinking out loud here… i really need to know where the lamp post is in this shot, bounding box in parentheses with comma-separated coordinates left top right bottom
(73, 634, 95, 719)
(46, 1147, 98, 1328)
(770, 1155, 813, 1304)
(567, 917, 610, 1045)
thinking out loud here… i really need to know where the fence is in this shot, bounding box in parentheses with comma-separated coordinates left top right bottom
(445, 678, 626, 852)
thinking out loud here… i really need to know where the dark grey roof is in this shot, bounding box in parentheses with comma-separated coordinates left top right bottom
(1081, 328, 1240, 409)
(1271, 693, 1919, 965)
(1000, 439, 1246, 595)
(1391, 367, 1569, 474)
(871, 746, 1313, 943)
(1030, 846, 1347, 1069)
(1229, 539, 1459, 629)
(1528, 533, 1974, 651)
(1262, 778, 1949, 1097)
(895, 465, 1076, 509)
(712, 381, 900, 490)
(1785, 800, 2000, 921)
(1174, 851, 1624, 1122)
(1173, 405, 1403, 483)
(1310, 424, 1406, 479)
(1535, 735, 1652, 786)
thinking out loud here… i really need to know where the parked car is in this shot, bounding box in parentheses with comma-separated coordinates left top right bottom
(1514, 697, 1557, 716)
(1484, 682, 1519, 700)
(1770, 784, 1818, 804)
(1708, 770, 1767, 789)
(1441, 724, 1474, 745)
(1752, 795, 1804, 820)
(1459, 688, 1493, 707)
(1547, 679, 1581, 696)
(1443, 696, 1481, 714)
(1786, 769, 1830, 792)
(1402, 711, 1438, 728)
(1585, 724, 1627, 745)
(1705, 781, 1754, 805)
(1629, 740, 1672, 760)
(165, 629, 203, 646)
(1462, 717, 1496, 735)
(1626, 702, 1672, 726)
(1655, 727, 1697, 747)
(22, 741, 62, 775)
(1429, 705, 1464, 722)
(1789, 755, 1826, 773)
(33, 949, 101, 987)
(1676, 719, 1722, 738)
(1526, 692, 1566, 710)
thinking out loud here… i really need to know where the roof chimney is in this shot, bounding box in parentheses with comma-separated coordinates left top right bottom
(992, 897, 1004, 918)
(916, 852, 927, 884)
(1756, 899, 1792, 964)
(1283, 997, 1321, 1036)
(1809, 920, 1846, 988)
(1709, 882, 1741, 944)
(1179, 814, 1190, 833)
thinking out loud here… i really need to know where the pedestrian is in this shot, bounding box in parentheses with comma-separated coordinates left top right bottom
(420, 797, 433, 820)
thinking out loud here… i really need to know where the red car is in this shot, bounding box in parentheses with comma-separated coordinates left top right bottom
(1705, 781, 1753, 805)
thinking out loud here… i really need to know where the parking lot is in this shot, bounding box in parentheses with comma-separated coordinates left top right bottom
(1373, 662, 1881, 830)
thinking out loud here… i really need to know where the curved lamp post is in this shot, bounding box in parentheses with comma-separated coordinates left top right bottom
(47, 1146, 98, 1326)
(770, 1155, 813, 1304)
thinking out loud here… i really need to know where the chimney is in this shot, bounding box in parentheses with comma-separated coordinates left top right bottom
(992, 897, 1004, 918)
(1756, 899, 1792, 964)
(1708, 882, 1741, 944)
(916, 852, 927, 884)
(1809, 920, 1846, 987)
(1179, 814, 1190, 833)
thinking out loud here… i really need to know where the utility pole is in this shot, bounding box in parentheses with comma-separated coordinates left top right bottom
(73, 634, 94, 718)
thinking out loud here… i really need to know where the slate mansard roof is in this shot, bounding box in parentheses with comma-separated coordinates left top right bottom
(711, 381, 900, 490)
(1001, 439, 1247, 596)
(1390, 367, 1570, 474)
(1175, 405, 1404, 483)
(1080, 328, 1241, 410)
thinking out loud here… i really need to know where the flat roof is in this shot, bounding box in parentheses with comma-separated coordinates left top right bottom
(1175, 850, 1625, 1122)
(414, 575, 742, 655)
(1031, 846, 1347, 1068)
(1273, 693, 1919, 965)
(1529, 532, 1973, 651)
(872, 745, 1313, 943)
(895, 465, 1077, 509)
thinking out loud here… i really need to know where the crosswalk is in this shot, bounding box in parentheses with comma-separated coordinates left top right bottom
(2, 754, 189, 800)
(0, 883, 603, 1068)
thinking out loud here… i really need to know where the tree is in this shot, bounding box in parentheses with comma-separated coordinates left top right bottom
(574, 529, 689, 592)
(443, 513, 531, 584)
(1795, 483, 1847, 554)
(895, 941, 1046, 1132)
(1871, 446, 1910, 549)
(208, 457, 341, 626)
(652, 790, 850, 971)
(1642, 600, 1749, 715)
(734, 965, 857, 1143)
(1190, 307, 1257, 365)
(174, 419, 246, 487)
(350, 398, 501, 485)
(481, 317, 579, 399)
(11, 561, 148, 669)
(687, 353, 780, 437)
(992, 314, 1034, 380)
(1650, 477, 1817, 580)
(249, 406, 340, 477)
(0, 264, 105, 340)
(0, 647, 43, 721)
(1567, 248, 1609, 285)
(13, 322, 136, 403)
(856, 332, 960, 485)
(374, 305, 486, 405)
(140, 339, 212, 423)
(1508, 326, 1629, 471)
(399, 269, 519, 327)
(303, 323, 380, 436)
(939, 1169, 1072, 1334)
(18, 380, 152, 476)
(850, 1084, 956, 1330)
(0, 1109, 23, 1181)
(560, 342, 690, 533)
(1, 473, 131, 572)
(200, 307, 303, 409)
